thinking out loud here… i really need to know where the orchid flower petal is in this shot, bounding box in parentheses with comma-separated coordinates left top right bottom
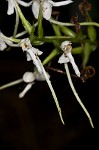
(28, 49, 43, 74)
(0, 40, 7, 51)
(42, 1, 52, 20)
(26, 53, 32, 61)
(19, 83, 33, 98)
(16, 0, 33, 7)
(0, 32, 7, 50)
(32, 0, 40, 19)
(60, 41, 72, 50)
(6, 0, 15, 15)
(49, 0, 73, 7)
(67, 52, 80, 77)
(31, 47, 43, 56)
(58, 54, 69, 64)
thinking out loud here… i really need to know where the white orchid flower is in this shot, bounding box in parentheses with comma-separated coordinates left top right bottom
(19, 71, 35, 98)
(20, 38, 43, 74)
(19, 70, 50, 98)
(32, 0, 73, 20)
(58, 41, 80, 77)
(6, 0, 32, 15)
(19, 38, 64, 124)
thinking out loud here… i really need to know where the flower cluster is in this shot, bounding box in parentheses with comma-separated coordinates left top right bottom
(0, 0, 96, 127)
(58, 41, 80, 77)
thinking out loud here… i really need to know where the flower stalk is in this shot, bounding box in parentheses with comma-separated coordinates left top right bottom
(13, 0, 33, 34)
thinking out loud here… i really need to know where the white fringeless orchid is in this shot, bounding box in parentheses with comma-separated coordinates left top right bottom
(58, 41, 80, 77)
(6, 0, 32, 15)
(19, 71, 35, 98)
(32, 0, 73, 20)
(58, 41, 94, 128)
(19, 70, 50, 98)
(20, 38, 43, 74)
(20, 38, 64, 124)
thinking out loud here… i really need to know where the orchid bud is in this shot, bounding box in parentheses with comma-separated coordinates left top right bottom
(59, 25, 76, 38)
(82, 42, 92, 68)
(23, 72, 35, 83)
(87, 26, 97, 42)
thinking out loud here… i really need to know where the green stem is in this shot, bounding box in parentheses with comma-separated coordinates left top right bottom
(82, 42, 93, 68)
(14, 0, 32, 34)
(38, 4, 43, 38)
(0, 78, 23, 90)
(0, 35, 21, 43)
(52, 24, 62, 36)
(13, 7, 19, 37)
(49, 19, 99, 27)
(59, 25, 76, 38)
(34, 36, 71, 44)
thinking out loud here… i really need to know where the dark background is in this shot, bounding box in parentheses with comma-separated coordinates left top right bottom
(0, 0, 99, 150)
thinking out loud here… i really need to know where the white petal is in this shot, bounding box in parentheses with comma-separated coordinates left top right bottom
(67, 53, 80, 77)
(0, 40, 7, 51)
(71, 62, 80, 77)
(26, 53, 32, 61)
(32, 0, 40, 19)
(48, 0, 73, 7)
(16, 0, 33, 7)
(58, 54, 69, 64)
(26, 48, 43, 62)
(0, 32, 7, 50)
(31, 47, 43, 56)
(42, 1, 52, 20)
(26, 52, 43, 74)
(60, 41, 72, 50)
(28, 49, 43, 74)
(33, 57, 43, 74)
(19, 83, 33, 98)
(6, 0, 15, 15)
